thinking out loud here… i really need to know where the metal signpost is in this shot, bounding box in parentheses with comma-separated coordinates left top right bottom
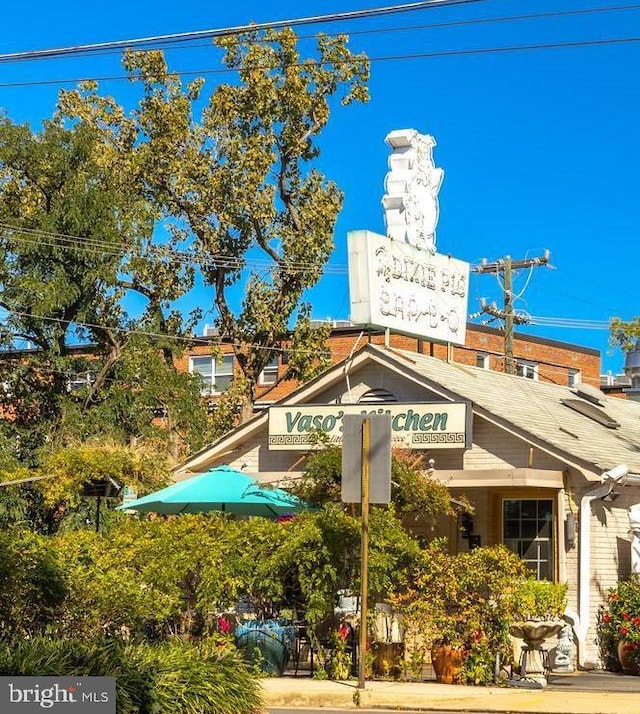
(359, 417, 370, 690)
(342, 414, 391, 689)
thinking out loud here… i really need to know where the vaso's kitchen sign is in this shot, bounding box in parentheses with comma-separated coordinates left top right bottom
(268, 403, 470, 450)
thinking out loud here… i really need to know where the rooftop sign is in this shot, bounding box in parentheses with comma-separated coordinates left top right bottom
(268, 402, 470, 451)
(348, 230, 469, 345)
(382, 129, 444, 253)
(348, 128, 470, 345)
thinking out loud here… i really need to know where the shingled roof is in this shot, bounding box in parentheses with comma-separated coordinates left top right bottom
(176, 343, 640, 478)
(384, 346, 640, 476)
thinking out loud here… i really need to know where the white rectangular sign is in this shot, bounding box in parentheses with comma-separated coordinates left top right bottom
(268, 403, 470, 451)
(348, 230, 469, 345)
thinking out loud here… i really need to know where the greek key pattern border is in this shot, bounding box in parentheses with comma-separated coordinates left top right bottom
(269, 435, 314, 446)
(412, 432, 465, 444)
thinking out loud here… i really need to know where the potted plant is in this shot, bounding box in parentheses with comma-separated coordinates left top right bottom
(508, 579, 568, 686)
(510, 579, 568, 622)
(597, 575, 640, 675)
(428, 614, 466, 684)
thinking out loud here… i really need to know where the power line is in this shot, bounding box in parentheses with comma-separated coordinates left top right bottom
(0, 0, 488, 64)
(333, 3, 640, 39)
(2, 4, 637, 66)
(528, 315, 613, 329)
(2, 33, 639, 91)
(1, 301, 618, 351)
(0, 309, 607, 387)
(0, 228, 633, 320)
(4, 224, 638, 304)
(0, 306, 326, 355)
(0, 223, 349, 275)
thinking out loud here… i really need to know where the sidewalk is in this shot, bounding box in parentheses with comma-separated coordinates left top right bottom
(260, 672, 640, 712)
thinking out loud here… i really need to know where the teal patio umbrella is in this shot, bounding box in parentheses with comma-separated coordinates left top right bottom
(117, 465, 308, 518)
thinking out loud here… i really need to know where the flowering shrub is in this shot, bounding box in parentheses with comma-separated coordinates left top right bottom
(327, 622, 354, 680)
(393, 541, 529, 685)
(597, 576, 640, 671)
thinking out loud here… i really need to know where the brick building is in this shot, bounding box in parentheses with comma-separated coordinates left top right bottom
(179, 322, 601, 411)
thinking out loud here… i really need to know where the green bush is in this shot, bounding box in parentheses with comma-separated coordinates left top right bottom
(394, 542, 529, 685)
(0, 637, 262, 714)
(0, 637, 152, 714)
(129, 639, 262, 714)
(0, 530, 67, 640)
(511, 579, 568, 620)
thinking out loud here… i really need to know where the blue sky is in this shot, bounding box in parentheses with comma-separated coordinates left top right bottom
(2, 0, 639, 376)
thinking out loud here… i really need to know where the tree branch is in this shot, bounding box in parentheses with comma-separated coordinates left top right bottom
(82, 329, 128, 409)
(252, 217, 281, 265)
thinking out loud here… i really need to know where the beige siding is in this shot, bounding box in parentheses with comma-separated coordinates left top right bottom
(584, 495, 637, 663)
(324, 364, 446, 405)
(213, 434, 308, 485)
(464, 420, 528, 469)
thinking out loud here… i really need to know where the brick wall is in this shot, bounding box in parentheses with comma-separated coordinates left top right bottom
(181, 323, 601, 407)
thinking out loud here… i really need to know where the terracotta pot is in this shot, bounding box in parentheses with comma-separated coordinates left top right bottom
(431, 644, 464, 684)
(617, 639, 640, 676)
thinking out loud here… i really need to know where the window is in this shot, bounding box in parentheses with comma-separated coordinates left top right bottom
(190, 354, 234, 395)
(516, 360, 538, 380)
(568, 369, 581, 388)
(503, 498, 554, 580)
(476, 352, 489, 369)
(259, 356, 279, 386)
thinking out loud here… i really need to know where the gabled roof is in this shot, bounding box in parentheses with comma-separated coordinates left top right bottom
(385, 347, 640, 475)
(176, 344, 640, 478)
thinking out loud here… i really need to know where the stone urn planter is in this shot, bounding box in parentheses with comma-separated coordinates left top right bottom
(509, 619, 565, 688)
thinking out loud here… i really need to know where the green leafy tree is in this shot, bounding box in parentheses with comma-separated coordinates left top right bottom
(59, 28, 369, 420)
(610, 317, 640, 352)
(0, 107, 212, 464)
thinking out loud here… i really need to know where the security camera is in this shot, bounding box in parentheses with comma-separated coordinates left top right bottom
(603, 464, 629, 482)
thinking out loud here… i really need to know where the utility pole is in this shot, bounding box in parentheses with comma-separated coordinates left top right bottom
(473, 251, 550, 375)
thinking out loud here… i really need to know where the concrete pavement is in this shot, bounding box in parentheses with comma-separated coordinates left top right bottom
(259, 672, 640, 712)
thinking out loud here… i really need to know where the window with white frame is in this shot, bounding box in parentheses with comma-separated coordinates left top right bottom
(190, 354, 234, 395)
(568, 369, 581, 388)
(503, 498, 554, 580)
(476, 352, 489, 369)
(516, 360, 538, 380)
(259, 356, 279, 386)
